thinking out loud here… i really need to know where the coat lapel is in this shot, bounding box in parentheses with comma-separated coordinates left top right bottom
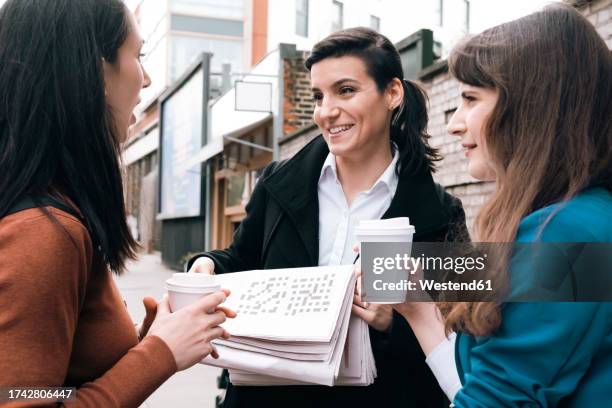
(383, 168, 449, 239)
(261, 136, 329, 264)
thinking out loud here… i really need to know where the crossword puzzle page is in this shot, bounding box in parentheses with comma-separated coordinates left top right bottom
(216, 265, 355, 341)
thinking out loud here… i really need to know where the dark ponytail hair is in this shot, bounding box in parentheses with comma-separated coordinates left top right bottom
(305, 27, 440, 175)
(0, 0, 137, 274)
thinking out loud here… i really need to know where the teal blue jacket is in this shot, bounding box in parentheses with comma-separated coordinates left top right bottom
(454, 187, 612, 407)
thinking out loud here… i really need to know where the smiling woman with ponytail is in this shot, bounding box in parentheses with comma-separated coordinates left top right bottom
(187, 27, 468, 408)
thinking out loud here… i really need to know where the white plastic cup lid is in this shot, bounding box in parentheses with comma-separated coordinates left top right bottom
(165, 282, 221, 294)
(354, 217, 415, 236)
(166, 273, 217, 287)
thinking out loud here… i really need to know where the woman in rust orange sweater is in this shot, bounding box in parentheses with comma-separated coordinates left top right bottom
(0, 0, 233, 406)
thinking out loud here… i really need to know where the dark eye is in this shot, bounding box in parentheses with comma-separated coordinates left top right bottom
(313, 92, 323, 101)
(462, 94, 476, 103)
(139, 52, 146, 61)
(339, 86, 355, 95)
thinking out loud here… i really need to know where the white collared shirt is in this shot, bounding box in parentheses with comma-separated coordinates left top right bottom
(317, 148, 399, 266)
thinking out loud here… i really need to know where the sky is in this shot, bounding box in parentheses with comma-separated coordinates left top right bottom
(470, 0, 555, 32)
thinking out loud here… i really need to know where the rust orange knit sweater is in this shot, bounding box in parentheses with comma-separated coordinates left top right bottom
(0, 207, 177, 407)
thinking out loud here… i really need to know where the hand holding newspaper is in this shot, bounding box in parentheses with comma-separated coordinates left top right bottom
(199, 265, 377, 386)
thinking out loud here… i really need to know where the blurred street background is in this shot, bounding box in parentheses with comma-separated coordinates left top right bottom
(115, 253, 222, 408)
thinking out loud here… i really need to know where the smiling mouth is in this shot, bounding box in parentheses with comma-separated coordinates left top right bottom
(328, 124, 354, 136)
(462, 143, 477, 157)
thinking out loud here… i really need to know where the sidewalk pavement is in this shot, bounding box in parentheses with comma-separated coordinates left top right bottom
(114, 252, 223, 408)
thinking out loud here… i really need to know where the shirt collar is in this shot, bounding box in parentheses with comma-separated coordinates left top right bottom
(374, 146, 399, 194)
(319, 152, 339, 183)
(318, 143, 399, 194)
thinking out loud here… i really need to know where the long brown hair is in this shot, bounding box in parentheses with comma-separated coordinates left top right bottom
(439, 3, 612, 336)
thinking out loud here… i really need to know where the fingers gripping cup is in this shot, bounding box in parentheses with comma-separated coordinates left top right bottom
(165, 273, 221, 312)
(355, 217, 415, 304)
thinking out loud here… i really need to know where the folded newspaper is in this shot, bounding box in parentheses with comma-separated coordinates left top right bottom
(201, 265, 377, 386)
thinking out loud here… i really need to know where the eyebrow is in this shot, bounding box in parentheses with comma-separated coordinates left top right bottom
(311, 78, 359, 92)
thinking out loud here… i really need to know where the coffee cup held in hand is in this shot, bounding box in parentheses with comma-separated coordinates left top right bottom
(354, 217, 415, 304)
(165, 273, 221, 312)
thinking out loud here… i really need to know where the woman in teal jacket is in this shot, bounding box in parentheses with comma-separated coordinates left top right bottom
(453, 189, 612, 406)
(393, 4, 612, 406)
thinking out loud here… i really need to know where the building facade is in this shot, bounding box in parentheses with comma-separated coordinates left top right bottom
(124, 0, 249, 256)
(251, 0, 471, 65)
(124, 0, 473, 264)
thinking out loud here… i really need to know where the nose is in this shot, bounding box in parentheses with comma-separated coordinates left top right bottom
(446, 108, 466, 138)
(314, 98, 340, 124)
(142, 65, 152, 89)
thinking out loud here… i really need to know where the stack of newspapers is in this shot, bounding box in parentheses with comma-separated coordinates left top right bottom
(201, 265, 377, 386)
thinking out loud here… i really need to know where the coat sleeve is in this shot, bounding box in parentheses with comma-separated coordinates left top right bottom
(453, 302, 609, 407)
(187, 162, 278, 274)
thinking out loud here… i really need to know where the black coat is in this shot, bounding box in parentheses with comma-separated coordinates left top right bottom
(190, 136, 468, 408)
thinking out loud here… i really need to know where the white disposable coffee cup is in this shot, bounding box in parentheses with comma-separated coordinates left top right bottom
(354, 217, 415, 304)
(165, 273, 221, 312)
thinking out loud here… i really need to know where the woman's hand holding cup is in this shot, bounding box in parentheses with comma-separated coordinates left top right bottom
(147, 289, 236, 371)
(351, 244, 393, 332)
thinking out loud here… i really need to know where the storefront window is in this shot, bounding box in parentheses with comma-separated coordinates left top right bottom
(226, 172, 246, 208)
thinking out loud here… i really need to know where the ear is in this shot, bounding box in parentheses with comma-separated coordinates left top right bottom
(386, 78, 404, 111)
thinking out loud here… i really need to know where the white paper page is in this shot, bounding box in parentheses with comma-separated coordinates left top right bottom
(338, 315, 363, 379)
(229, 370, 312, 386)
(223, 336, 332, 354)
(214, 339, 330, 362)
(225, 316, 377, 387)
(204, 344, 335, 386)
(334, 317, 377, 385)
(214, 267, 356, 363)
(217, 265, 354, 341)
(202, 272, 355, 386)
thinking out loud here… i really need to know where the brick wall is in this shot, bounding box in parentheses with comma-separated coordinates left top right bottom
(580, 0, 612, 48)
(283, 53, 315, 135)
(418, 67, 493, 233)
